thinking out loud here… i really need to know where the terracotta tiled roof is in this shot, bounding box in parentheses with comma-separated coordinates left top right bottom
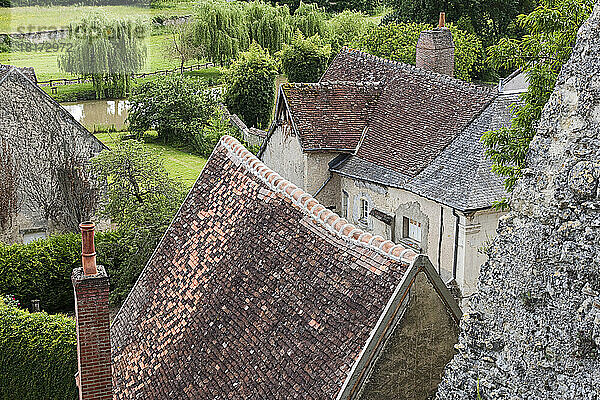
(281, 81, 382, 151)
(111, 136, 419, 399)
(319, 48, 495, 177)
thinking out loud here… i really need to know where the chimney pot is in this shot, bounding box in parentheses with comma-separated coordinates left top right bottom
(79, 221, 97, 276)
(438, 12, 446, 28)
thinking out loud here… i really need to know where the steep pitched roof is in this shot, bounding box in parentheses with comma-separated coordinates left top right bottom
(281, 81, 382, 151)
(0, 64, 37, 83)
(110, 136, 427, 399)
(321, 48, 495, 177)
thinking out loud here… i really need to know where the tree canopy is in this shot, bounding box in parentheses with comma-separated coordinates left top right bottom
(58, 14, 147, 98)
(482, 0, 594, 195)
(351, 22, 484, 82)
(127, 75, 218, 144)
(224, 43, 278, 128)
(280, 32, 331, 82)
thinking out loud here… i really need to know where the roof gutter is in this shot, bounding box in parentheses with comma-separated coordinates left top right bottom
(313, 154, 351, 198)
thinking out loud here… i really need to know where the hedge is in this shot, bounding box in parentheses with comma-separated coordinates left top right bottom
(0, 231, 121, 314)
(0, 299, 77, 400)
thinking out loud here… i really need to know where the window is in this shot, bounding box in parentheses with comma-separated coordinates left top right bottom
(341, 191, 349, 218)
(403, 217, 422, 242)
(359, 198, 370, 223)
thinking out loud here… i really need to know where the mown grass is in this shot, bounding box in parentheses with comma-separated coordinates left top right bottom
(0, 3, 194, 33)
(94, 131, 207, 188)
(0, 33, 206, 81)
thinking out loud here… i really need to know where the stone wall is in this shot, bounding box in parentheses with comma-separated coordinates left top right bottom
(437, 3, 600, 398)
(359, 270, 459, 400)
(260, 125, 305, 189)
(0, 69, 105, 244)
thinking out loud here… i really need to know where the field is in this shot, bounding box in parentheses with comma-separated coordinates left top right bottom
(95, 131, 207, 188)
(0, 33, 203, 81)
(0, 3, 194, 33)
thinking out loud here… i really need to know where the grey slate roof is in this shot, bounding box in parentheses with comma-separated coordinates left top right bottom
(332, 93, 519, 211)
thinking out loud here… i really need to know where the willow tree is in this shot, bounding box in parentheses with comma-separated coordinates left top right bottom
(192, 0, 249, 65)
(58, 14, 147, 98)
(292, 2, 327, 38)
(245, 1, 294, 54)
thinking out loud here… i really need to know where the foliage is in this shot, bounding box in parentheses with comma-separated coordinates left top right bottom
(0, 138, 18, 232)
(248, 0, 380, 13)
(351, 22, 429, 65)
(384, 0, 536, 46)
(224, 43, 278, 128)
(128, 75, 218, 144)
(167, 22, 201, 74)
(351, 22, 484, 81)
(0, 298, 77, 400)
(326, 10, 376, 54)
(192, 0, 249, 65)
(280, 32, 331, 82)
(58, 14, 147, 98)
(291, 2, 327, 37)
(0, 232, 120, 314)
(192, 111, 246, 157)
(92, 141, 187, 304)
(482, 0, 593, 194)
(92, 140, 186, 231)
(245, 0, 294, 54)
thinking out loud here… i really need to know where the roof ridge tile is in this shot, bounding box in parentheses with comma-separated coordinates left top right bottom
(339, 46, 494, 95)
(221, 136, 418, 265)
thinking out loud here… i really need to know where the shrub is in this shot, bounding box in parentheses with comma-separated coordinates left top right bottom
(0, 298, 77, 400)
(128, 75, 218, 144)
(280, 32, 331, 82)
(326, 10, 376, 54)
(224, 42, 278, 128)
(0, 232, 121, 313)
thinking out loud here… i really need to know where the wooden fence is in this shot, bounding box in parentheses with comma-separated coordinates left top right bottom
(37, 62, 214, 87)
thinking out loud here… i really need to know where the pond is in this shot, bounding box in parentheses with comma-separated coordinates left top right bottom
(62, 99, 130, 131)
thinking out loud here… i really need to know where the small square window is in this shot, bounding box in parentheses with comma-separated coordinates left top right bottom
(403, 217, 422, 242)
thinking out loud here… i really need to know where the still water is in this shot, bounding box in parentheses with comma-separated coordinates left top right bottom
(62, 99, 130, 131)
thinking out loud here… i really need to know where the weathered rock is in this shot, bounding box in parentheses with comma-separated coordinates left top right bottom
(436, 3, 600, 399)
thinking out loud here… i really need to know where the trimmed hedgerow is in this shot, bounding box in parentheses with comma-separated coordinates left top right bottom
(0, 231, 121, 313)
(0, 298, 77, 400)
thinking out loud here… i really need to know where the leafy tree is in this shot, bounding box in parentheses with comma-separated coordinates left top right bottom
(224, 43, 278, 128)
(384, 0, 535, 46)
(192, 111, 251, 157)
(192, 0, 249, 65)
(351, 22, 484, 81)
(58, 14, 147, 98)
(326, 10, 376, 54)
(292, 2, 327, 38)
(482, 0, 593, 195)
(167, 22, 200, 74)
(280, 32, 331, 82)
(245, 0, 294, 54)
(91, 140, 187, 303)
(128, 75, 218, 144)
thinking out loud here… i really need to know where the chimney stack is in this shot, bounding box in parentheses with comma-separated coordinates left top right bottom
(72, 221, 112, 400)
(416, 12, 455, 77)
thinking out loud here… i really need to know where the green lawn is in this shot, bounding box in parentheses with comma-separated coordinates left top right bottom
(94, 131, 206, 188)
(0, 3, 194, 33)
(0, 33, 206, 81)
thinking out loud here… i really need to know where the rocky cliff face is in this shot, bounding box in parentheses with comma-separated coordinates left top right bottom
(437, 3, 600, 399)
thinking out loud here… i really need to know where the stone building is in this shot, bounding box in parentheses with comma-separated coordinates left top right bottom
(259, 28, 526, 298)
(71, 136, 462, 399)
(0, 65, 106, 244)
(437, 3, 600, 398)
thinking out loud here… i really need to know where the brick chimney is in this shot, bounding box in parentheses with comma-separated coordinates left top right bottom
(72, 221, 112, 400)
(415, 12, 455, 76)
